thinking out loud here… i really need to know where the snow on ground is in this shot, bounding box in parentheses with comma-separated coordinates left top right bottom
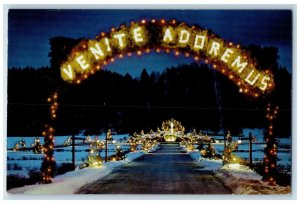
(6, 134, 135, 178)
(186, 148, 291, 194)
(187, 149, 223, 171)
(197, 158, 223, 171)
(147, 144, 160, 153)
(124, 151, 145, 162)
(188, 150, 202, 162)
(7, 149, 119, 178)
(216, 164, 291, 194)
(7, 151, 145, 194)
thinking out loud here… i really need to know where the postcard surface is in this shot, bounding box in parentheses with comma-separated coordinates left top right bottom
(6, 9, 292, 196)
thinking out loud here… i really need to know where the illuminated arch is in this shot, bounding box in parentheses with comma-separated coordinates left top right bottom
(41, 19, 276, 183)
(60, 18, 274, 97)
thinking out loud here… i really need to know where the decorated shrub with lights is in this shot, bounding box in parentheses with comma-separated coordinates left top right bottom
(115, 144, 124, 161)
(13, 139, 27, 151)
(223, 131, 239, 164)
(86, 137, 105, 167)
(32, 137, 43, 154)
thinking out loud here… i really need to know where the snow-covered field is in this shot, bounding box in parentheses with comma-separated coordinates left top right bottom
(6, 128, 292, 195)
(7, 151, 146, 194)
(6, 128, 292, 178)
(7, 134, 133, 178)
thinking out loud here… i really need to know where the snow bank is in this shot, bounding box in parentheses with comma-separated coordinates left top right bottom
(7, 151, 145, 195)
(197, 158, 223, 171)
(146, 144, 160, 153)
(187, 150, 201, 161)
(190, 155, 291, 195)
(125, 151, 145, 162)
(216, 164, 291, 194)
(185, 149, 223, 171)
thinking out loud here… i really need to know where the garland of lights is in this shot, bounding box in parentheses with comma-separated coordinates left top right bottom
(60, 19, 274, 97)
(41, 92, 58, 183)
(41, 19, 277, 184)
(263, 103, 279, 185)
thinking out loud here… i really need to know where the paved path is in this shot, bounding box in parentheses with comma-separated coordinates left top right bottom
(76, 143, 231, 194)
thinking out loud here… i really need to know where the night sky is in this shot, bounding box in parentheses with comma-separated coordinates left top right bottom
(8, 9, 292, 77)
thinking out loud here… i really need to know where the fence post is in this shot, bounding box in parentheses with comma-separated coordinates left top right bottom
(72, 135, 75, 169)
(223, 133, 226, 153)
(249, 132, 253, 169)
(105, 134, 108, 162)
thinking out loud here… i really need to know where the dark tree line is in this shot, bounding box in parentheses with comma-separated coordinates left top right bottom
(7, 37, 292, 136)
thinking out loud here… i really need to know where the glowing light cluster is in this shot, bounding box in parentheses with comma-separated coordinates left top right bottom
(32, 137, 43, 154)
(48, 92, 59, 119)
(115, 144, 124, 161)
(63, 136, 72, 146)
(41, 124, 56, 183)
(60, 19, 274, 97)
(223, 131, 240, 164)
(86, 137, 105, 167)
(41, 92, 59, 183)
(13, 139, 26, 151)
(263, 103, 279, 186)
(161, 118, 185, 132)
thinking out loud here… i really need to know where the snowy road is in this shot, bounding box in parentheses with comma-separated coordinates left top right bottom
(76, 143, 232, 194)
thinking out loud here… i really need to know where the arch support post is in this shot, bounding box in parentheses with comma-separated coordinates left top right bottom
(41, 92, 59, 183)
(263, 103, 279, 186)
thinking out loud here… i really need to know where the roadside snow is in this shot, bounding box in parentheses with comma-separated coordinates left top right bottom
(187, 150, 291, 195)
(187, 149, 223, 171)
(7, 151, 145, 195)
(188, 150, 202, 162)
(197, 158, 223, 171)
(125, 151, 145, 162)
(216, 164, 291, 194)
(147, 144, 160, 153)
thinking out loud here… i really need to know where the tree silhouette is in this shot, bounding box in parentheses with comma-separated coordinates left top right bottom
(7, 38, 292, 137)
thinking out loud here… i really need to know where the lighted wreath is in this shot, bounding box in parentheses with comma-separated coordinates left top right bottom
(161, 118, 185, 132)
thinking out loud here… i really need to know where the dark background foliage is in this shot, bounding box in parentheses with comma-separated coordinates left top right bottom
(7, 37, 292, 136)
